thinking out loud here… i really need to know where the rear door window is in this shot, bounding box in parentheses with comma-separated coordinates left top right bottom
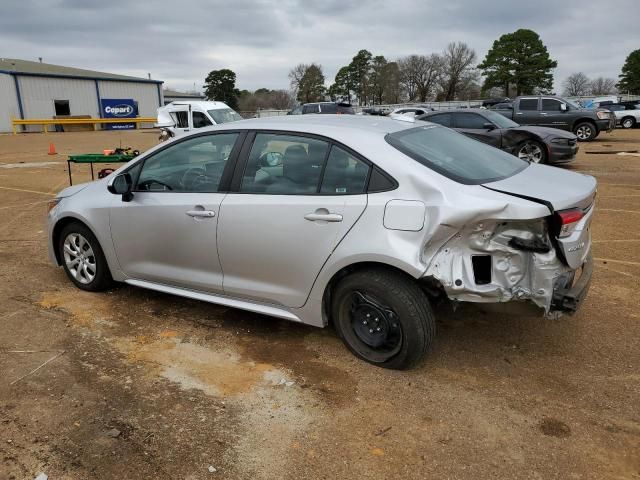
(303, 104, 319, 114)
(320, 146, 370, 194)
(425, 113, 452, 127)
(519, 99, 539, 111)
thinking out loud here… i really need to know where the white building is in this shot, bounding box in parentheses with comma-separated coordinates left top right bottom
(0, 58, 164, 132)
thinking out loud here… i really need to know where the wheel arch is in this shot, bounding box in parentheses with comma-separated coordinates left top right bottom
(572, 118, 597, 131)
(51, 215, 101, 266)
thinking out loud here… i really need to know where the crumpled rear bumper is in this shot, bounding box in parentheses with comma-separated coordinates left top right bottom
(550, 253, 593, 313)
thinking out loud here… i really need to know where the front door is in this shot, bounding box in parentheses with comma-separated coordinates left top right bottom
(539, 98, 571, 130)
(109, 132, 241, 293)
(218, 132, 370, 308)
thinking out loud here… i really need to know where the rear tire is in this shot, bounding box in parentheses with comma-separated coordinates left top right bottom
(621, 117, 636, 129)
(573, 122, 597, 141)
(58, 222, 114, 292)
(517, 140, 547, 164)
(331, 268, 435, 370)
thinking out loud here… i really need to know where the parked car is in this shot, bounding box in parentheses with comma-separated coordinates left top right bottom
(389, 106, 434, 117)
(416, 109, 578, 164)
(47, 115, 595, 370)
(603, 103, 640, 129)
(291, 102, 355, 115)
(483, 97, 511, 108)
(156, 101, 243, 140)
(492, 95, 615, 141)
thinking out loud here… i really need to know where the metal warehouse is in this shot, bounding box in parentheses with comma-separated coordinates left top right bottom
(0, 58, 163, 133)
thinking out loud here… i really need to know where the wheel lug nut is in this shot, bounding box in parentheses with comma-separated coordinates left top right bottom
(374, 318, 379, 322)
(366, 313, 370, 318)
(362, 320, 367, 325)
(369, 329, 374, 333)
(376, 327, 381, 331)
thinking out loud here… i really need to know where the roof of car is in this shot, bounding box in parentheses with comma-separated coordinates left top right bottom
(162, 100, 231, 110)
(422, 108, 489, 115)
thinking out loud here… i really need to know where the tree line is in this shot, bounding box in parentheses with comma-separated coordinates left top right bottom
(201, 30, 640, 110)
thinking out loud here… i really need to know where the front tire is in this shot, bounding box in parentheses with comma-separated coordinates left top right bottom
(517, 140, 547, 164)
(621, 117, 636, 129)
(58, 222, 114, 291)
(573, 122, 597, 141)
(331, 268, 435, 370)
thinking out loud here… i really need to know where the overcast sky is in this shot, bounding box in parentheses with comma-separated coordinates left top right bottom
(1, 0, 638, 94)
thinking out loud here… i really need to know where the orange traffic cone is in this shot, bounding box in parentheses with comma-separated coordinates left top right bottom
(48, 143, 57, 155)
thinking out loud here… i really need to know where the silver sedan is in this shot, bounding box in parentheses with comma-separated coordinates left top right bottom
(47, 115, 595, 369)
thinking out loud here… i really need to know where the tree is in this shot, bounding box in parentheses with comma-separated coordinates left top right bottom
(369, 55, 388, 104)
(563, 72, 591, 96)
(381, 61, 402, 104)
(398, 54, 442, 102)
(328, 66, 354, 103)
(204, 69, 240, 110)
(478, 29, 557, 96)
(289, 63, 326, 103)
(238, 89, 295, 112)
(348, 49, 373, 105)
(617, 49, 640, 94)
(441, 42, 477, 100)
(590, 77, 617, 96)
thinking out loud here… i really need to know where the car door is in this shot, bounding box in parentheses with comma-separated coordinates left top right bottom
(515, 98, 540, 125)
(167, 106, 191, 135)
(109, 131, 243, 293)
(453, 112, 502, 148)
(540, 98, 570, 129)
(217, 132, 370, 308)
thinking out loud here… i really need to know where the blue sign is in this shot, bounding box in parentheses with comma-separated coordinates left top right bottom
(101, 98, 136, 130)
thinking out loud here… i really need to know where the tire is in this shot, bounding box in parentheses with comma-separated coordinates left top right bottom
(58, 222, 114, 291)
(517, 140, 547, 164)
(621, 117, 636, 129)
(573, 122, 597, 141)
(331, 268, 436, 370)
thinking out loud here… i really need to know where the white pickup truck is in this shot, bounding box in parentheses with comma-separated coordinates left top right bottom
(156, 101, 243, 140)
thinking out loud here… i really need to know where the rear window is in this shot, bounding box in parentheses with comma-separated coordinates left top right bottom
(385, 125, 528, 185)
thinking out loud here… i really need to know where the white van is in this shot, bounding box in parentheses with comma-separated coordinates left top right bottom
(156, 101, 243, 139)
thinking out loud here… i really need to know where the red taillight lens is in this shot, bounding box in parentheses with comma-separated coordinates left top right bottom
(557, 208, 584, 238)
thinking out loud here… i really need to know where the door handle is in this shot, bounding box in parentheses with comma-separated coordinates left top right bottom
(304, 212, 343, 222)
(186, 210, 215, 218)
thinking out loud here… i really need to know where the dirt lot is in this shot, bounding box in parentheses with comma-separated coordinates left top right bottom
(0, 128, 639, 480)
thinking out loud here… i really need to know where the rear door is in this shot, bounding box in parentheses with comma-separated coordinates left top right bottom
(217, 131, 370, 308)
(453, 112, 502, 148)
(515, 98, 540, 125)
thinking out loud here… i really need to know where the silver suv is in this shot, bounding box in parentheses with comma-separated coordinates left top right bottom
(47, 115, 595, 369)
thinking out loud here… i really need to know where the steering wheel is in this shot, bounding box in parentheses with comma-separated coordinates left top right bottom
(138, 179, 173, 191)
(181, 167, 207, 190)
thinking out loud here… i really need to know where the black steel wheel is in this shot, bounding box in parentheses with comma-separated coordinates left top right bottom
(332, 268, 435, 370)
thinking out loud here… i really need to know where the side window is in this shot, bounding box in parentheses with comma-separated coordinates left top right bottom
(321, 104, 337, 114)
(171, 111, 189, 128)
(426, 113, 452, 127)
(302, 104, 319, 114)
(541, 99, 562, 111)
(193, 111, 213, 128)
(519, 99, 539, 111)
(136, 133, 238, 192)
(454, 113, 488, 129)
(320, 146, 370, 194)
(240, 133, 329, 194)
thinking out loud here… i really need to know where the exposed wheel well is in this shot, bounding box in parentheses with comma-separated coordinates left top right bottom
(51, 217, 90, 265)
(321, 262, 445, 326)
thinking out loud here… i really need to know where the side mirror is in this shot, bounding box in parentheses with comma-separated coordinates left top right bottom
(483, 122, 496, 130)
(560, 103, 567, 111)
(108, 172, 134, 202)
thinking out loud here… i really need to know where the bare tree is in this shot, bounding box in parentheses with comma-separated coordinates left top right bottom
(288, 63, 308, 96)
(563, 72, 591, 96)
(441, 42, 477, 100)
(590, 77, 617, 96)
(398, 54, 443, 102)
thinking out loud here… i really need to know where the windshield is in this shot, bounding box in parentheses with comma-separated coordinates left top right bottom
(482, 110, 519, 128)
(207, 108, 243, 124)
(385, 125, 528, 185)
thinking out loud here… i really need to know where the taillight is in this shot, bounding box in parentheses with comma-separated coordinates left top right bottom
(556, 208, 584, 238)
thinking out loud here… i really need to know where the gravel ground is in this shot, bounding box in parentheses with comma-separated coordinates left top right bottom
(0, 128, 639, 480)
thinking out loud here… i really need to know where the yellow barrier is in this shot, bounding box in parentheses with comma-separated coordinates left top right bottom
(11, 117, 157, 134)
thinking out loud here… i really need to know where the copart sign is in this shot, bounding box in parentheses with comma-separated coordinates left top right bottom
(101, 98, 136, 130)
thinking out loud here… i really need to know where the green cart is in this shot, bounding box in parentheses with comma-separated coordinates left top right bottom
(67, 154, 135, 185)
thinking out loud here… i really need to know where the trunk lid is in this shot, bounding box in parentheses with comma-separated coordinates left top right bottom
(483, 164, 596, 269)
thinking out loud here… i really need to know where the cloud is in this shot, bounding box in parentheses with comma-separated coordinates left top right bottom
(1, 0, 637, 92)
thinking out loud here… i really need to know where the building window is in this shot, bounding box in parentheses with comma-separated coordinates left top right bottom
(54, 100, 70, 116)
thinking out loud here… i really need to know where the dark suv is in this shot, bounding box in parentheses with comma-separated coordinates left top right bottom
(289, 102, 355, 115)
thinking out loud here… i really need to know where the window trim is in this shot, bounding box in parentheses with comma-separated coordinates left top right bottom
(451, 112, 488, 130)
(228, 129, 397, 196)
(120, 130, 247, 194)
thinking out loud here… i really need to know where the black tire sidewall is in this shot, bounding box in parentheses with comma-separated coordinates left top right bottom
(58, 222, 113, 291)
(332, 269, 435, 370)
(574, 122, 596, 141)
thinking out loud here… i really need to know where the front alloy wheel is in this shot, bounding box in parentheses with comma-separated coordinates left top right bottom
(574, 122, 596, 141)
(63, 233, 97, 284)
(517, 141, 546, 163)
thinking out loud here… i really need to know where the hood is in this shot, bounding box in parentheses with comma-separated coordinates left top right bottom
(56, 182, 91, 198)
(512, 125, 577, 140)
(482, 164, 596, 212)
